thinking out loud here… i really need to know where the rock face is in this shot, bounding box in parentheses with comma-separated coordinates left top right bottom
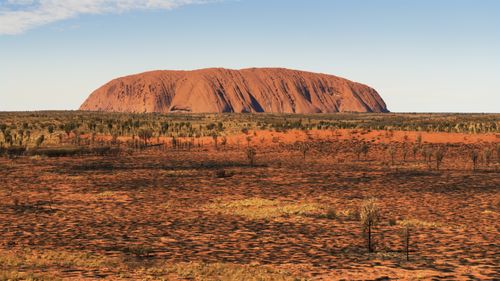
(80, 68, 388, 113)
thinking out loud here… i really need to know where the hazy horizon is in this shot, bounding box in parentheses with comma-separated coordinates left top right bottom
(1, 0, 499, 113)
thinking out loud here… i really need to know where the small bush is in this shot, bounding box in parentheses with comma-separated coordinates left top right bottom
(471, 150, 479, 171)
(214, 169, 232, 178)
(35, 135, 45, 148)
(138, 128, 153, 145)
(388, 145, 397, 165)
(412, 144, 419, 160)
(344, 209, 360, 221)
(360, 198, 380, 252)
(355, 142, 369, 161)
(124, 245, 154, 259)
(326, 208, 337, 220)
(246, 147, 257, 166)
(435, 147, 446, 170)
(398, 219, 440, 261)
(483, 148, 492, 166)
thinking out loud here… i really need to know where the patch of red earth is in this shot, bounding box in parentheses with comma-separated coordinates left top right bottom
(170, 129, 499, 147)
(83, 129, 499, 148)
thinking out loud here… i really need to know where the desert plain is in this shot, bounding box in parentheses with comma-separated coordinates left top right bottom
(0, 112, 499, 280)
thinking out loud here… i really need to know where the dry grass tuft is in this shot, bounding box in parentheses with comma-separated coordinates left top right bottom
(143, 262, 307, 281)
(96, 191, 117, 198)
(206, 198, 322, 220)
(0, 270, 60, 281)
(0, 249, 119, 270)
(481, 209, 496, 215)
(0, 250, 308, 280)
(338, 209, 361, 221)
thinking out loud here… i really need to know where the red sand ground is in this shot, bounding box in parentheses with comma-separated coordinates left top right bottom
(106, 129, 498, 147)
(225, 129, 500, 145)
(0, 129, 499, 280)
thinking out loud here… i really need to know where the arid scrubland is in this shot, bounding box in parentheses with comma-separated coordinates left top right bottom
(0, 112, 499, 280)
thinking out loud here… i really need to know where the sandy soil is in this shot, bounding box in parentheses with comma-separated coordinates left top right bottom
(0, 130, 499, 280)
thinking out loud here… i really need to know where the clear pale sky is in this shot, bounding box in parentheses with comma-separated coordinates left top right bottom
(0, 0, 499, 112)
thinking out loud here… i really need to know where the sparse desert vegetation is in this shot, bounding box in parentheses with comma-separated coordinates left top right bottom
(0, 112, 499, 280)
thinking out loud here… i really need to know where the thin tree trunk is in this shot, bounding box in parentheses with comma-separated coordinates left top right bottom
(368, 221, 372, 252)
(406, 228, 410, 261)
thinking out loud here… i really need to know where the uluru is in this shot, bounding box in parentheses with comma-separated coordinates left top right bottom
(79, 68, 389, 113)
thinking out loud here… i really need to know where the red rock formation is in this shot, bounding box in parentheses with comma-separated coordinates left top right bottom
(80, 68, 388, 113)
